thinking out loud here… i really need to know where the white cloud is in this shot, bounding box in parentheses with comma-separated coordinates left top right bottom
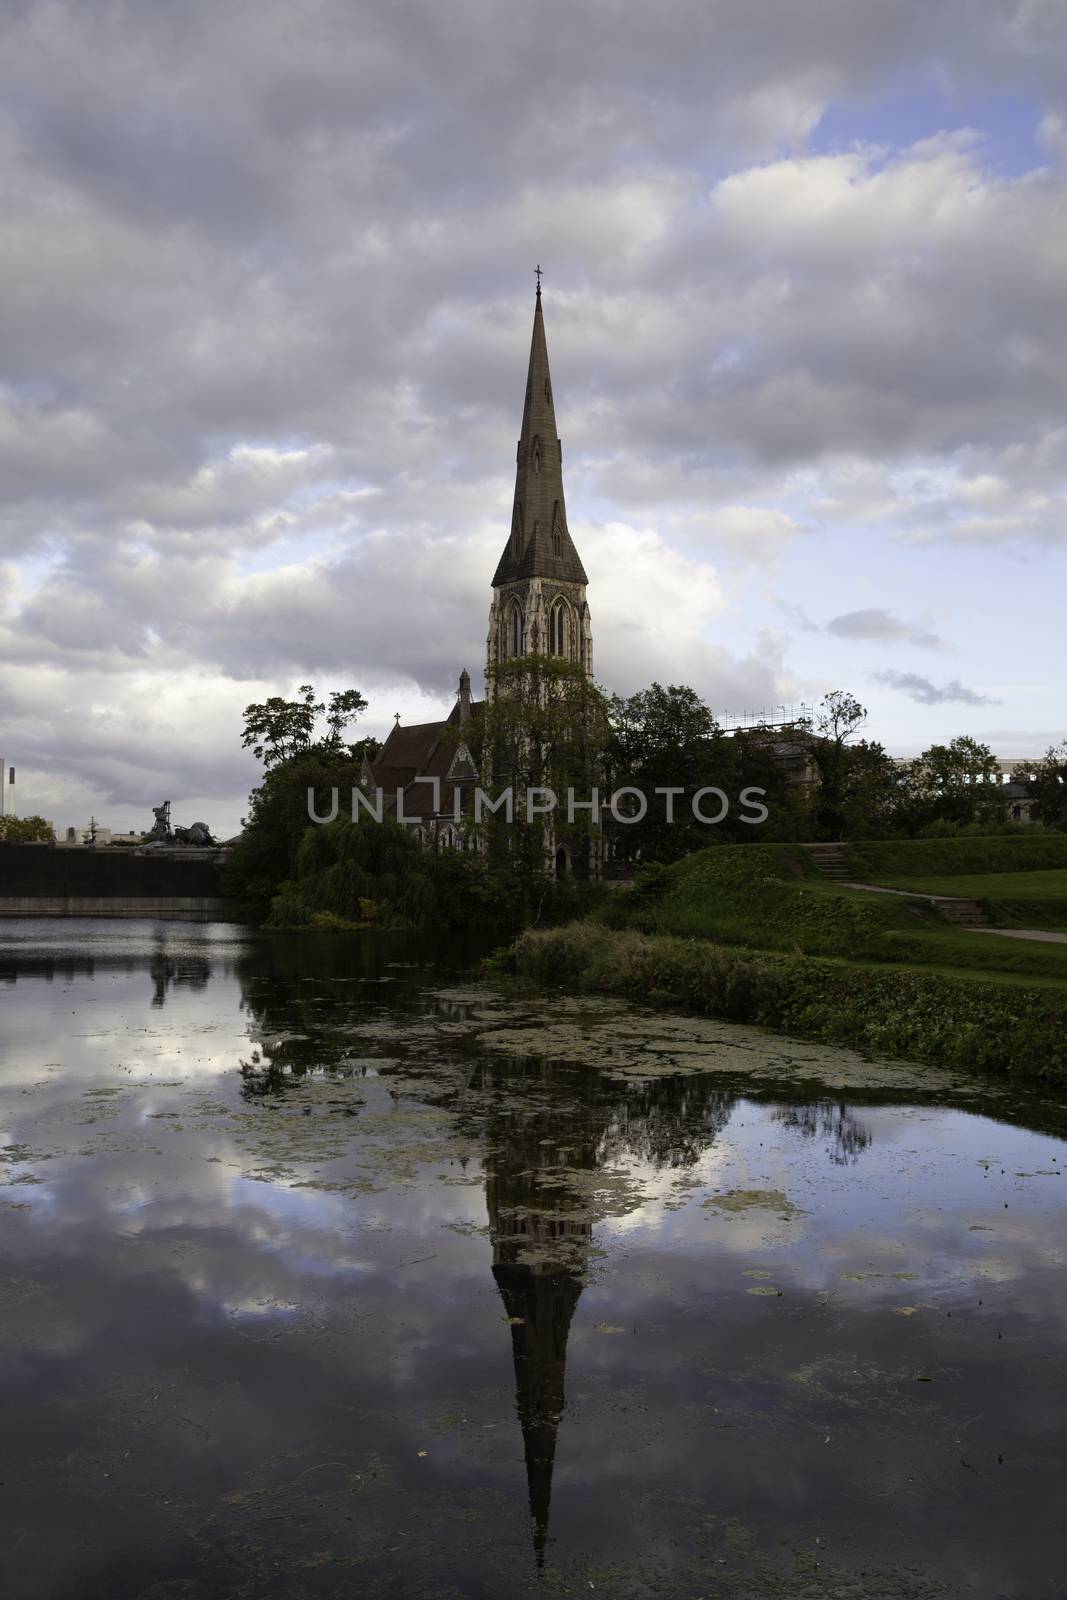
(0, 0, 1064, 824)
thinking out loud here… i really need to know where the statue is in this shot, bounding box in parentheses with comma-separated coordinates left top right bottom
(174, 821, 217, 847)
(143, 802, 217, 849)
(147, 801, 172, 842)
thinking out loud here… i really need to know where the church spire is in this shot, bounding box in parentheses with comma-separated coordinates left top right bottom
(491, 286, 588, 587)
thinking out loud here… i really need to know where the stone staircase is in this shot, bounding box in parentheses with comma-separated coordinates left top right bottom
(803, 843, 851, 880)
(804, 843, 991, 927)
(931, 896, 989, 927)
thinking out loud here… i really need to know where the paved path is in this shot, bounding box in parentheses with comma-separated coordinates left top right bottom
(840, 881, 1067, 944)
(843, 881, 947, 902)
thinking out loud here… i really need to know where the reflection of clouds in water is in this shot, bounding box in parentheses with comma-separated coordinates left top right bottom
(4, 930, 1067, 1593)
(598, 1146, 734, 1238)
(881, 1207, 1067, 1302)
(7, 1133, 493, 1369)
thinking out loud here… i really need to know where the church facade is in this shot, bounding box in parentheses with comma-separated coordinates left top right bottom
(364, 284, 594, 855)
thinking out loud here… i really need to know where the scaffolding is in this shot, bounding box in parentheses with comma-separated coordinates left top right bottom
(717, 703, 813, 733)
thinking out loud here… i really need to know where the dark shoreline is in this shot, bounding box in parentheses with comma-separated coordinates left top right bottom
(502, 920, 1067, 1081)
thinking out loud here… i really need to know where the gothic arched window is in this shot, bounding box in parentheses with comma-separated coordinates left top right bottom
(505, 601, 523, 658)
(549, 599, 569, 657)
(531, 435, 542, 474)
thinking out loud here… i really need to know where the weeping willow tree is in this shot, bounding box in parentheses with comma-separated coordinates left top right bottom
(265, 815, 478, 930)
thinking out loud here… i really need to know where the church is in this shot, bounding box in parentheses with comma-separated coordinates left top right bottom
(363, 281, 594, 857)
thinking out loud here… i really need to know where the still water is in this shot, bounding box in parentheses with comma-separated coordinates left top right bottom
(1, 919, 1066, 1599)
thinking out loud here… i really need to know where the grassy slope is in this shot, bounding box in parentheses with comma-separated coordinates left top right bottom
(874, 933, 1067, 986)
(853, 868, 1067, 932)
(602, 844, 936, 952)
(869, 869, 1067, 898)
(599, 841, 1067, 987)
(844, 834, 1067, 879)
(843, 838, 1067, 932)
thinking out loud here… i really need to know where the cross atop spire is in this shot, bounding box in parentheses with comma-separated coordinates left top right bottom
(535, 263, 542, 296)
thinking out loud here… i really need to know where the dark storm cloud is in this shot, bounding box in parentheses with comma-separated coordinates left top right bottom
(873, 670, 1001, 706)
(0, 0, 1065, 824)
(3, 1, 1067, 512)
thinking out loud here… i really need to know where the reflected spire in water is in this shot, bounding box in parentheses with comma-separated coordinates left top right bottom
(493, 1259, 582, 1564)
(476, 1056, 739, 1568)
(475, 1055, 740, 1563)
(480, 1059, 604, 1564)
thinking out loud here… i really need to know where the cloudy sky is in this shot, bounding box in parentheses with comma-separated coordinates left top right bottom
(2, 0, 1065, 836)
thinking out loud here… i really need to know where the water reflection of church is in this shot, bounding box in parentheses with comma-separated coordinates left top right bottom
(233, 951, 873, 1563)
(475, 1057, 754, 1561)
(476, 1058, 875, 1560)
(479, 1058, 599, 1563)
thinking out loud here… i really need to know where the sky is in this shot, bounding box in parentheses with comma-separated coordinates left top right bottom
(1, 0, 1065, 838)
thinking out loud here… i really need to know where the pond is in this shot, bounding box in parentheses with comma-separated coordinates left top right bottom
(1, 919, 1066, 1599)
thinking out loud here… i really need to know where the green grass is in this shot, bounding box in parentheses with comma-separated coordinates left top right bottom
(870, 868, 1067, 899)
(877, 928, 1067, 985)
(501, 835, 1067, 1078)
(844, 833, 1067, 880)
(855, 868, 1067, 932)
(597, 841, 1067, 988)
(602, 843, 944, 957)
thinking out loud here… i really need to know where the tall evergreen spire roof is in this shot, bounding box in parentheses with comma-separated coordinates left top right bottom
(491, 285, 588, 587)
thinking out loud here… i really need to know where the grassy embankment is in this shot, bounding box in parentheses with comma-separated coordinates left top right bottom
(845, 836, 1067, 932)
(505, 837, 1067, 1077)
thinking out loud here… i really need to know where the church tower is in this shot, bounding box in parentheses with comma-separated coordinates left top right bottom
(487, 281, 592, 691)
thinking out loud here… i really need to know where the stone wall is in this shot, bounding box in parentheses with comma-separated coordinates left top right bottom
(0, 844, 228, 915)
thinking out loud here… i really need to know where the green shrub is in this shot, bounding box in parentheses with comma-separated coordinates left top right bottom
(510, 923, 1067, 1079)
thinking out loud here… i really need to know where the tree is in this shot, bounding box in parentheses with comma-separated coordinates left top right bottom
(348, 735, 383, 764)
(240, 682, 369, 767)
(267, 813, 480, 931)
(606, 682, 731, 862)
(0, 814, 54, 843)
(836, 740, 902, 839)
(482, 654, 611, 879)
(802, 691, 871, 840)
(224, 746, 366, 920)
(814, 690, 867, 745)
(241, 684, 325, 766)
(486, 655, 609, 786)
(723, 724, 815, 843)
(324, 690, 369, 752)
(229, 681, 370, 917)
(903, 736, 1001, 830)
(1023, 743, 1067, 830)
